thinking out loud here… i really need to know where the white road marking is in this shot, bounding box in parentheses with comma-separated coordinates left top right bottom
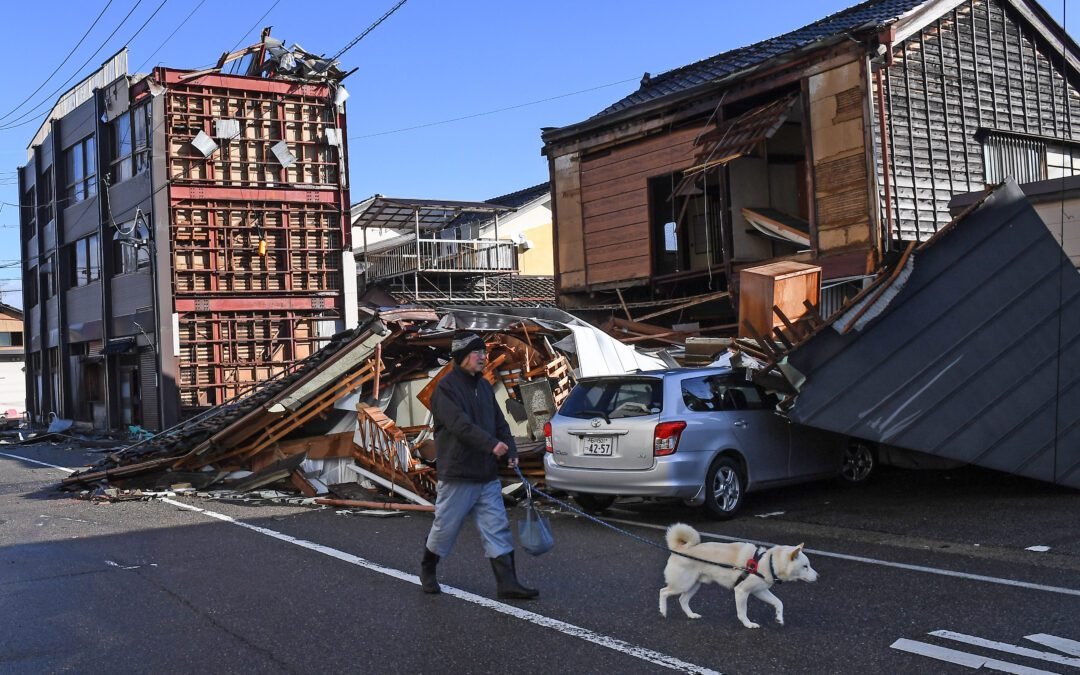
(930, 631, 1080, 668)
(6, 449, 1077, 673)
(159, 498, 720, 675)
(890, 638, 1059, 674)
(754, 511, 785, 518)
(0, 451, 77, 473)
(105, 560, 141, 570)
(1027, 546, 1052, 553)
(605, 518, 1080, 598)
(1026, 635, 1080, 657)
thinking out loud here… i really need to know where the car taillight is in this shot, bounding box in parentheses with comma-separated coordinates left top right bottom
(654, 421, 686, 456)
(543, 421, 553, 453)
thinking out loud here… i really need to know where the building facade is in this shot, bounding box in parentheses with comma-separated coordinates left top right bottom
(19, 44, 355, 431)
(541, 0, 1080, 328)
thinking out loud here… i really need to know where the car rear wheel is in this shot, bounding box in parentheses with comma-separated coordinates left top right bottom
(838, 441, 876, 485)
(574, 493, 616, 514)
(704, 456, 745, 520)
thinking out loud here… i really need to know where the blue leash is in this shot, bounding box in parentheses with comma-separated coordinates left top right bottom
(512, 464, 764, 575)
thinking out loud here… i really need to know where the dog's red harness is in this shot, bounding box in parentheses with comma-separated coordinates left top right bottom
(734, 546, 780, 587)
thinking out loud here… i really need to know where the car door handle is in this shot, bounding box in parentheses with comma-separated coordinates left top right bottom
(733, 419, 748, 428)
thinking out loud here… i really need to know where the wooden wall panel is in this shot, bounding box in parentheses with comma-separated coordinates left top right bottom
(552, 152, 586, 290)
(882, 0, 1080, 242)
(579, 125, 702, 286)
(809, 59, 874, 257)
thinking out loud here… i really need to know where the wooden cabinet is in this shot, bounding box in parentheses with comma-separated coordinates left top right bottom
(738, 261, 821, 339)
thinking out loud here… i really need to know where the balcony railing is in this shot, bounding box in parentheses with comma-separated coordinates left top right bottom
(364, 238, 518, 281)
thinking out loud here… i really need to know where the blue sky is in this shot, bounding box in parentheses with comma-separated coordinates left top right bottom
(0, 0, 1076, 307)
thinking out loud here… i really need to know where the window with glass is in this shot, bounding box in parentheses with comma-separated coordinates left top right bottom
(42, 255, 56, 299)
(64, 136, 97, 203)
(25, 266, 38, 306)
(114, 238, 151, 274)
(110, 104, 150, 184)
(71, 234, 101, 286)
(982, 131, 1080, 184)
(39, 167, 54, 225)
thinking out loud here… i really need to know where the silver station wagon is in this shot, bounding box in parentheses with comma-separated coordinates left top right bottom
(542, 367, 875, 519)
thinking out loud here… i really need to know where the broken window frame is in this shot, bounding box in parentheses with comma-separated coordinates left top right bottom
(648, 170, 725, 277)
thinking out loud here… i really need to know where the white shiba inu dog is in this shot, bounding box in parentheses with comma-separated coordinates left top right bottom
(659, 523, 818, 629)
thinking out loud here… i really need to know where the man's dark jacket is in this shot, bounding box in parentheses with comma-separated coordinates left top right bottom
(431, 364, 517, 482)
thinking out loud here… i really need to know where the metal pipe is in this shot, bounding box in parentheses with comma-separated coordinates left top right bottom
(414, 207, 420, 301)
(875, 66, 895, 249)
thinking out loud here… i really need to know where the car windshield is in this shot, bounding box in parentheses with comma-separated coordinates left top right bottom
(559, 378, 663, 419)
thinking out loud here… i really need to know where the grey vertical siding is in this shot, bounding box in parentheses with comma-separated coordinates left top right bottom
(881, 0, 1080, 242)
(139, 348, 159, 431)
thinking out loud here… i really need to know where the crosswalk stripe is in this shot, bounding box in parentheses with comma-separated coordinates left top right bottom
(931, 631, 1080, 668)
(1027, 635, 1080, 658)
(891, 639, 1060, 675)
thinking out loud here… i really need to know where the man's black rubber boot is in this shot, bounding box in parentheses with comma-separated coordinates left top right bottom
(421, 547, 441, 594)
(490, 551, 539, 599)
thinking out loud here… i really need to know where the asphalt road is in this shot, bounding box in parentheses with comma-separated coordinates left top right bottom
(2, 443, 1078, 674)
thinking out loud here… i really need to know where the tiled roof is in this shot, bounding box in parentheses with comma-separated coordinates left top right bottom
(593, 0, 927, 119)
(449, 182, 550, 231)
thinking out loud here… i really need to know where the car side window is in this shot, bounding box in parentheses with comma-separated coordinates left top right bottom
(681, 374, 766, 411)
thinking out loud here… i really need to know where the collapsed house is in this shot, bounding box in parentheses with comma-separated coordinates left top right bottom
(60, 307, 664, 503)
(540, 0, 1080, 334)
(731, 180, 1080, 488)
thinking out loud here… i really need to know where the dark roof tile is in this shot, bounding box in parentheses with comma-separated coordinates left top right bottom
(593, 0, 927, 119)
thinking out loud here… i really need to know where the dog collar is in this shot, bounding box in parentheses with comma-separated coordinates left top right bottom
(768, 548, 782, 585)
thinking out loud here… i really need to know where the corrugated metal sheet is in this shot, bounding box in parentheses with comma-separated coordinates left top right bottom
(28, 50, 128, 158)
(787, 180, 1080, 487)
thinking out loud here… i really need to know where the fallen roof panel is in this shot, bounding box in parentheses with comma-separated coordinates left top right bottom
(786, 180, 1080, 488)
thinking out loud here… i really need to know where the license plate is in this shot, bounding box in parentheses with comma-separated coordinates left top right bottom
(583, 437, 613, 456)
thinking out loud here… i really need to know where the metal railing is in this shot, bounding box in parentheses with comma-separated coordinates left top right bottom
(364, 238, 518, 281)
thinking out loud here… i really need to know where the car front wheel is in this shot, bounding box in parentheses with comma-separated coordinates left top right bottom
(838, 441, 876, 485)
(704, 456, 745, 520)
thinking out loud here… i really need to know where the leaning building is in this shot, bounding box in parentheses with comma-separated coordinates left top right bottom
(18, 39, 357, 432)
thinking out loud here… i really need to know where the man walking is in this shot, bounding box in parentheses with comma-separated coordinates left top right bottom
(420, 332, 539, 600)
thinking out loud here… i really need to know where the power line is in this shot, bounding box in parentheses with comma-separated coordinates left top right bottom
(134, 0, 208, 72)
(324, 0, 408, 65)
(227, 0, 282, 55)
(0, 0, 173, 132)
(350, 76, 639, 140)
(0, 0, 116, 124)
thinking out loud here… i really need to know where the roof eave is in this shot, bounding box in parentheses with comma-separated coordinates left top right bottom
(542, 30, 873, 150)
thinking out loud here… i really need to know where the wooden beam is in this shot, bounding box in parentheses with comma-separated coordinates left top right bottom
(635, 289, 730, 322)
(314, 498, 434, 512)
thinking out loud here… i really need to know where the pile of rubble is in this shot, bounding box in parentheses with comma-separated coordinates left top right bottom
(60, 306, 665, 507)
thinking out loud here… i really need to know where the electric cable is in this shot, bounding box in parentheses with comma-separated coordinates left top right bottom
(0, 0, 173, 133)
(0, 0, 116, 124)
(0, 0, 148, 131)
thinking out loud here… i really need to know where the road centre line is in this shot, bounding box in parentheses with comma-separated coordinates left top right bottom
(0, 451, 77, 473)
(604, 518, 1080, 598)
(158, 498, 720, 675)
(890, 638, 1057, 675)
(1, 455, 718, 674)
